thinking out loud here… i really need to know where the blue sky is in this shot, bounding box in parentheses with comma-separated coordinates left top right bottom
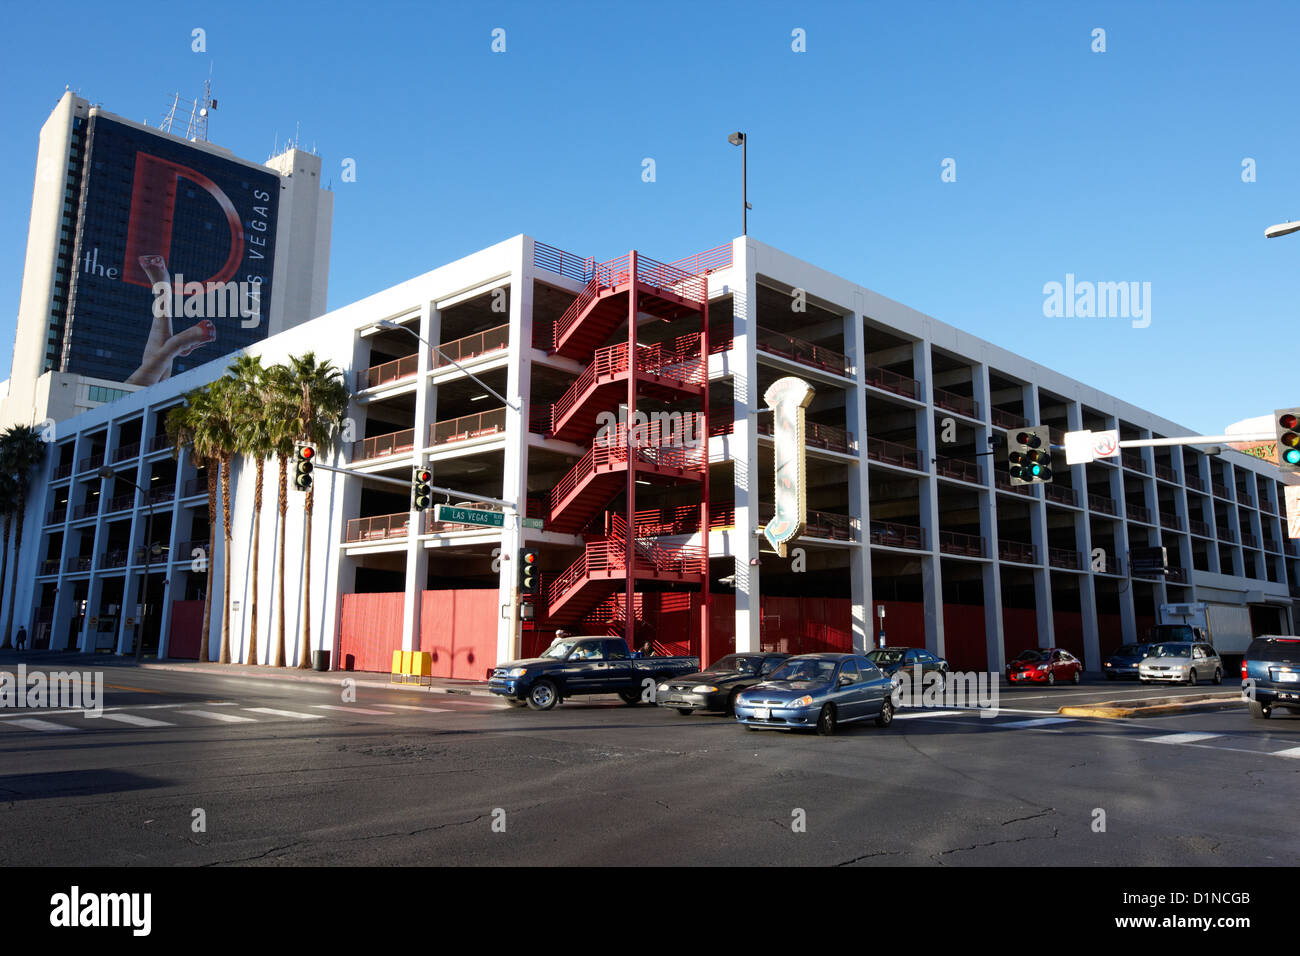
(0, 0, 1296, 435)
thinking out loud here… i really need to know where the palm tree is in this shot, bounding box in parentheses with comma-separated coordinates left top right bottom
(0, 472, 17, 648)
(264, 365, 299, 668)
(228, 355, 272, 666)
(191, 382, 240, 664)
(166, 396, 218, 662)
(267, 354, 348, 669)
(1, 425, 47, 646)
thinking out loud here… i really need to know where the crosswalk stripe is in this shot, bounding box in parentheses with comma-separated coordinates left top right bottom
(178, 710, 258, 723)
(1144, 732, 1222, 745)
(996, 717, 1076, 729)
(1272, 746, 1300, 759)
(312, 704, 395, 716)
(377, 704, 450, 713)
(243, 707, 325, 720)
(7, 718, 76, 733)
(98, 713, 174, 728)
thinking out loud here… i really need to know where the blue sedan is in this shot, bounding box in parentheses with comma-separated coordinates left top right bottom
(733, 653, 896, 735)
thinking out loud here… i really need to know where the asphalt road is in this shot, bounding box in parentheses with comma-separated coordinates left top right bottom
(1, 654, 1297, 866)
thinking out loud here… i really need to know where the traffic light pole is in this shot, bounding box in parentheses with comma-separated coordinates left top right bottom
(306, 459, 517, 509)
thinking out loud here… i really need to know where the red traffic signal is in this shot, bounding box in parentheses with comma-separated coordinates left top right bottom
(1276, 408, 1300, 472)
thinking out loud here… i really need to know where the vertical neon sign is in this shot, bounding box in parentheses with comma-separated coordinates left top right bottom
(763, 376, 815, 557)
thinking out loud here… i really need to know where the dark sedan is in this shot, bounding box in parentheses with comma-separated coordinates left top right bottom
(867, 646, 950, 686)
(656, 653, 790, 715)
(734, 653, 896, 735)
(1103, 643, 1152, 680)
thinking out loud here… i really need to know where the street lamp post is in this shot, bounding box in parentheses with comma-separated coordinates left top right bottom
(728, 131, 750, 235)
(99, 466, 160, 661)
(374, 319, 519, 411)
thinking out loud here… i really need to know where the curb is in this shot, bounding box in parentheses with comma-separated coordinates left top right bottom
(1059, 694, 1243, 719)
(137, 661, 497, 697)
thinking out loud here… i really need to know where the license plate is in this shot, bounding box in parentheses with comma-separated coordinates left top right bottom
(754, 707, 770, 719)
(1278, 672, 1299, 683)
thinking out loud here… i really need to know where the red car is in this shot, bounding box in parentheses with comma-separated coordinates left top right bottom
(1006, 648, 1083, 685)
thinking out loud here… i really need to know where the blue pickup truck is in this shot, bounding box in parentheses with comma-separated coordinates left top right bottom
(489, 636, 700, 710)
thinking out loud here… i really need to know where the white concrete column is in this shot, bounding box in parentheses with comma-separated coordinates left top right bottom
(846, 294, 873, 652)
(973, 364, 1005, 670)
(1107, 414, 1138, 643)
(1025, 384, 1054, 648)
(1068, 401, 1100, 668)
(914, 340, 945, 656)
(402, 299, 435, 652)
(496, 238, 532, 663)
(732, 238, 761, 653)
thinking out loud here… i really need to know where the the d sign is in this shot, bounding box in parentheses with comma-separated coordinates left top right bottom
(763, 376, 815, 557)
(121, 152, 245, 288)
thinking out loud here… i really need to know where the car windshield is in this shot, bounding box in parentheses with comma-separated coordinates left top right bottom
(542, 640, 578, 659)
(768, 659, 838, 683)
(710, 655, 761, 675)
(1150, 643, 1191, 658)
(1014, 650, 1045, 662)
(1115, 644, 1147, 656)
(868, 650, 905, 664)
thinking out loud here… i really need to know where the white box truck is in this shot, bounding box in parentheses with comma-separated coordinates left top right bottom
(1157, 602, 1254, 663)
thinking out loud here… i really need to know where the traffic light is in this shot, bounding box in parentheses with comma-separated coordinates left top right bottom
(1275, 408, 1300, 473)
(519, 548, 539, 595)
(1008, 425, 1054, 485)
(411, 467, 433, 511)
(294, 443, 315, 491)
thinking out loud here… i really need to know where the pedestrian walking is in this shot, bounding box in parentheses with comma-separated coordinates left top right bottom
(14, 626, 27, 651)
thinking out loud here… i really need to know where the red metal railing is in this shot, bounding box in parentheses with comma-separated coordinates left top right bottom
(1159, 511, 1183, 530)
(1185, 474, 1205, 493)
(356, 352, 419, 390)
(547, 537, 705, 609)
(78, 452, 104, 473)
(99, 550, 129, 569)
(1048, 547, 1083, 570)
(999, 540, 1038, 564)
(53, 462, 74, 480)
(864, 365, 921, 400)
(113, 441, 140, 462)
(1044, 484, 1078, 507)
(933, 387, 979, 419)
(430, 408, 507, 445)
(1241, 532, 1259, 549)
(352, 429, 416, 462)
(934, 455, 982, 484)
(1154, 463, 1178, 483)
(1220, 526, 1237, 543)
(939, 530, 986, 557)
(1121, 451, 1148, 473)
(1188, 518, 1211, 537)
(65, 556, 93, 572)
(756, 327, 850, 376)
(755, 509, 854, 541)
(433, 324, 509, 368)
(669, 243, 732, 276)
(72, 502, 98, 520)
(1048, 426, 1067, 447)
(549, 439, 705, 515)
(866, 437, 923, 470)
(869, 520, 927, 550)
(1212, 481, 1231, 499)
(45, 508, 67, 525)
(994, 472, 1035, 496)
(991, 408, 1030, 430)
(754, 417, 854, 454)
(1088, 493, 1118, 516)
(346, 513, 411, 542)
(149, 432, 174, 452)
(103, 494, 134, 513)
(1126, 504, 1151, 523)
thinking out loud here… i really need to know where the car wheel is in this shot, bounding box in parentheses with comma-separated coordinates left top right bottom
(1187, 669, 1198, 686)
(815, 703, 837, 736)
(1249, 700, 1272, 720)
(1213, 668, 1222, 685)
(876, 699, 894, 728)
(526, 680, 559, 711)
(675, 708, 693, 716)
(1072, 669, 1082, 685)
(1046, 672, 1056, 686)
(618, 689, 642, 706)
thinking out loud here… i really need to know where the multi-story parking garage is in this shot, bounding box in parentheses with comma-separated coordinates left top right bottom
(7, 235, 1298, 674)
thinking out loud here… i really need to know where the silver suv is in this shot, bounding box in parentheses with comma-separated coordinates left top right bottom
(1138, 642, 1223, 685)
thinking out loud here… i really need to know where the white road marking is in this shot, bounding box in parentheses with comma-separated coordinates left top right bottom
(98, 713, 175, 728)
(1144, 732, 1222, 745)
(1271, 746, 1300, 759)
(178, 710, 258, 723)
(432, 696, 507, 707)
(996, 717, 1076, 729)
(894, 710, 967, 719)
(243, 707, 325, 720)
(377, 704, 450, 713)
(7, 718, 76, 733)
(312, 704, 395, 716)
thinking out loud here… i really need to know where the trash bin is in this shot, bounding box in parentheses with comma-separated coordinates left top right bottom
(311, 650, 331, 671)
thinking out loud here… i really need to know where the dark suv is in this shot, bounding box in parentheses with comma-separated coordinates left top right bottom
(1242, 635, 1300, 719)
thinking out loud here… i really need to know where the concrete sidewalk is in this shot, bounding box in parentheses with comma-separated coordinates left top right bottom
(0, 649, 496, 697)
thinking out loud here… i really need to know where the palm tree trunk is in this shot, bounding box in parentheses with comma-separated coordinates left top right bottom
(201, 465, 217, 662)
(218, 453, 233, 664)
(274, 452, 288, 667)
(0, 516, 11, 649)
(4, 495, 27, 645)
(298, 484, 313, 669)
(248, 456, 263, 665)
